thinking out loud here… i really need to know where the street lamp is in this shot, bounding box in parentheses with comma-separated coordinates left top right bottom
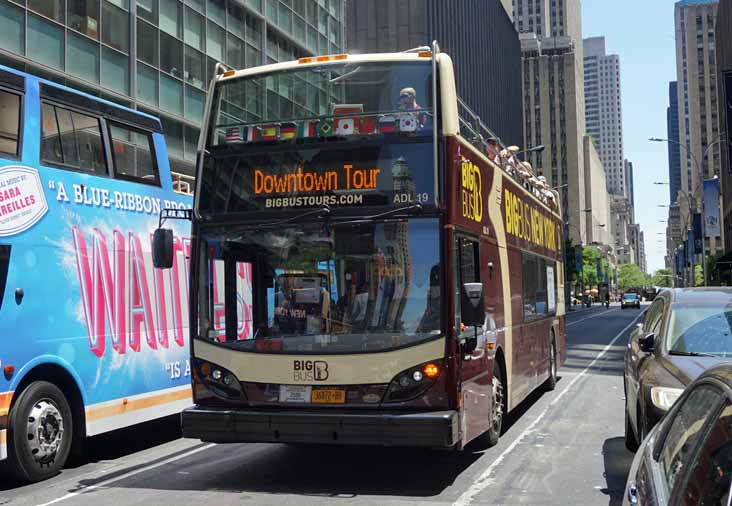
(649, 136, 728, 286)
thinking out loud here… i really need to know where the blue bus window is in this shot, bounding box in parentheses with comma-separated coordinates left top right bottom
(0, 90, 20, 157)
(0, 244, 9, 311)
(109, 123, 160, 185)
(41, 103, 107, 175)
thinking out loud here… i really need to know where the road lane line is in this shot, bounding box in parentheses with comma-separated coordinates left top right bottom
(566, 307, 618, 327)
(35, 443, 217, 506)
(452, 311, 644, 506)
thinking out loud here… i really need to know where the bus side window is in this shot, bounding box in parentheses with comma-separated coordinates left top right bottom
(454, 237, 480, 331)
(108, 123, 160, 186)
(0, 89, 21, 158)
(0, 244, 10, 311)
(41, 103, 107, 175)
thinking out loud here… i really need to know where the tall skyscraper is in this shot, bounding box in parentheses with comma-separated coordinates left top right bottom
(0, 0, 347, 176)
(511, 0, 582, 44)
(583, 37, 625, 197)
(520, 34, 587, 245)
(674, 0, 722, 253)
(624, 159, 635, 217)
(667, 82, 682, 204)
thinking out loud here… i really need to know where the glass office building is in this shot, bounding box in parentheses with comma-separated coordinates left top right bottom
(0, 0, 346, 174)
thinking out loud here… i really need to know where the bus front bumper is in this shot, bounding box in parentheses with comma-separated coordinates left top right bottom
(181, 407, 459, 448)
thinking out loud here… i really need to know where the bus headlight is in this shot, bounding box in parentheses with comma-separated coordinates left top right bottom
(194, 359, 245, 399)
(385, 360, 443, 402)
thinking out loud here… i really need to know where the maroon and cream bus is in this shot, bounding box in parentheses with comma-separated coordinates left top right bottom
(154, 44, 567, 449)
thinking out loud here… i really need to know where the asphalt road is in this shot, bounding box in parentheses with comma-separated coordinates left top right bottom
(0, 303, 646, 506)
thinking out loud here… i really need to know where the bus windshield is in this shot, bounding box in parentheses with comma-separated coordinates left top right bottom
(208, 61, 433, 148)
(199, 217, 441, 353)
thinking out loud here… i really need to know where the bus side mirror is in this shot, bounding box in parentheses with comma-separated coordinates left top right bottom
(461, 282, 485, 327)
(639, 333, 655, 353)
(153, 228, 174, 269)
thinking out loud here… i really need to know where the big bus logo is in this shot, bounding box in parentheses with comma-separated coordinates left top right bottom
(460, 157, 483, 223)
(293, 360, 329, 381)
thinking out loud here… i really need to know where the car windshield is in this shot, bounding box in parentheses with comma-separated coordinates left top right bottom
(624, 294, 637, 300)
(198, 218, 442, 353)
(667, 303, 732, 356)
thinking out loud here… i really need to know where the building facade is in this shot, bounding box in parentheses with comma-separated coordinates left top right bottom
(583, 37, 625, 197)
(674, 0, 722, 254)
(510, 0, 582, 45)
(583, 135, 612, 247)
(0, 0, 347, 175)
(520, 35, 586, 245)
(715, 0, 732, 255)
(346, 0, 523, 147)
(667, 81, 683, 204)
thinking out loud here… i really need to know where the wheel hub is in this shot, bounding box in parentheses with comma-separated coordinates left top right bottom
(26, 399, 64, 463)
(492, 375, 504, 431)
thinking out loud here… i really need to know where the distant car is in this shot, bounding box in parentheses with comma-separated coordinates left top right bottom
(624, 288, 732, 453)
(624, 364, 732, 506)
(621, 293, 641, 309)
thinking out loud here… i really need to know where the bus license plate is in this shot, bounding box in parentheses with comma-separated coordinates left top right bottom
(312, 388, 346, 404)
(279, 385, 312, 403)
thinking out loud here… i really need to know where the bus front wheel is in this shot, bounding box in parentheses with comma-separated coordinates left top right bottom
(7, 381, 73, 482)
(478, 360, 504, 448)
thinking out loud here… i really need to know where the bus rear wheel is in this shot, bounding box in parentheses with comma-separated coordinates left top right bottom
(7, 381, 73, 483)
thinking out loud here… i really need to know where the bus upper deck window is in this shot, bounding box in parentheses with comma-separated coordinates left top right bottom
(109, 123, 160, 186)
(0, 89, 21, 158)
(41, 103, 107, 175)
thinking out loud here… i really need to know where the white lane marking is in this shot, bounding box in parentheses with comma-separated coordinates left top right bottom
(452, 311, 644, 506)
(566, 307, 618, 327)
(35, 443, 216, 506)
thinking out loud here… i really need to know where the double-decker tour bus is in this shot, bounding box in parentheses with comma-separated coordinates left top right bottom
(155, 44, 566, 450)
(0, 65, 193, 482)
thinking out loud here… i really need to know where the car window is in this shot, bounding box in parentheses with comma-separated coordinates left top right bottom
(658, 385, 723, 495)
(0, 89, 21, 158)
(41, 102, 107, 175)
(109, 122, 160, 185)
(644, 299, 665, 333)
(679, 402, 732, 506)
(666, 303, 732, 356)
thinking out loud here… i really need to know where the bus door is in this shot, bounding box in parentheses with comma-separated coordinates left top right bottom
(454, 235, 491, 443)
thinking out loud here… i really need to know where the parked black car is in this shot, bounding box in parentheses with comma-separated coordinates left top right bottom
(624, 288, 732, 452)
(624, 364, 732, 505)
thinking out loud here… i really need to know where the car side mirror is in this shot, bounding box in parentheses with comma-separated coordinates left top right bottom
(152, 228, 174, 269)
(461, 282, 485, 328)
(639, 332, 655, 353)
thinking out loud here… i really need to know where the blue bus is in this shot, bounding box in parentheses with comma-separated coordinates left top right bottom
(0, 65, 193, 482)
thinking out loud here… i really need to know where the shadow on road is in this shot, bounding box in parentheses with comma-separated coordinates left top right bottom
(600, 437, 635, 506)
(0, 414, 181, 491)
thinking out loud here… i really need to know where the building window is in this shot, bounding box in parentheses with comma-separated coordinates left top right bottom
(206, 20, 224, 60)
(0, 1, 25, 55)
(160, 0, 183, 38)
(160, 73, 183, 115)
(184, 7, 204, 50)
(67, 32, 100, 83)
(102, 1, 129, 52)
(137, 62, 158, 105)
(160, 32, 183, 78)
(68, 0, 100, 39)
(101, 46, 129, 94)
(184, 46, 205, 88)
(28, 14, 64, 70)
(29, 0, 65, 23)
(137, 19, 158, 66)
(138, 0, 158, 25)
(208, 0, 226, 26)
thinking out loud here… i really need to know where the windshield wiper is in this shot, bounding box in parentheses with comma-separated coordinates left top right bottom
(668, 350, 717, 357)
(328, 203, 424, 228)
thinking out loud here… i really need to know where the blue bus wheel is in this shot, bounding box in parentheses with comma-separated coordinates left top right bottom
(7, 381, 73, 483)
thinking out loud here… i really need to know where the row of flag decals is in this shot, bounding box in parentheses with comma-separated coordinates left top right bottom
(222, 113, 423, 143)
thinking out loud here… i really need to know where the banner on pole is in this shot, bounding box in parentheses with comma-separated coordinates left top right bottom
(693, 213, 703, 254)
(703, 178, 721, 238)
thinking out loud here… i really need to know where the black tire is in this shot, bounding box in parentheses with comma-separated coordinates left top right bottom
(476, 360, 505, 449)
(7, 381, 73, 482)
(624, 404, 639, 452)
(543, 336, 558, 392)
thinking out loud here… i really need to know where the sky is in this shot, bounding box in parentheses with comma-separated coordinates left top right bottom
(582, 0, 679, 274)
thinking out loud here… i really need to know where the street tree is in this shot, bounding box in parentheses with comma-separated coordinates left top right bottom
(618, 264, 649, 292)
(651, 268, 673, 288)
